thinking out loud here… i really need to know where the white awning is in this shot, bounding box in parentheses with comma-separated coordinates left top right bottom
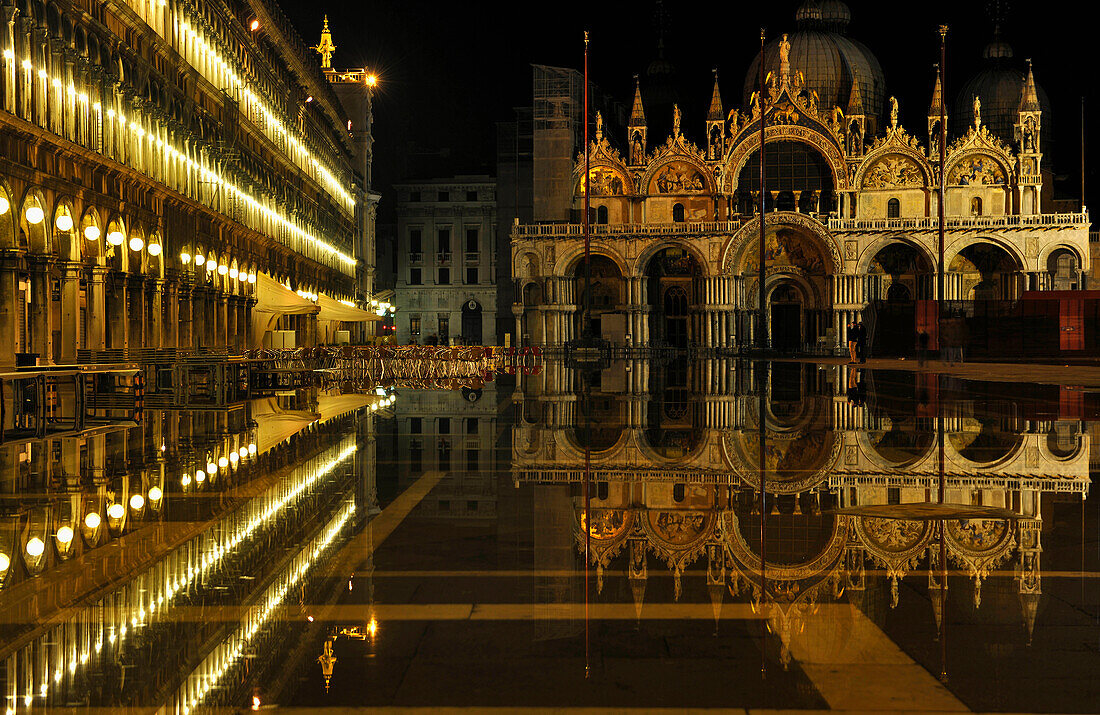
(254, 272, 319, 317)
(317, 294, 380, 323)
(252, 273, 320, 345)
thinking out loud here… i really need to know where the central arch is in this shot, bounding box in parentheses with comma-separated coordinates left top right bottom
(644, 246, 702, 348)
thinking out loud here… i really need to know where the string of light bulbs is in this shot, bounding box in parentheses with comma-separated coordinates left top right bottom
(0, 48, 357, 275)
(169, 10, 356, 213)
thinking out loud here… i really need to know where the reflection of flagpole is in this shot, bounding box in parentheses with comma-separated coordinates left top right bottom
(758, 364, 767, 679)
(758, 28, 768, 350)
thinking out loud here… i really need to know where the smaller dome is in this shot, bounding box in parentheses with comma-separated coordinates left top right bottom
(796, 0, 851, 32)
(983, 39, 1013, 61)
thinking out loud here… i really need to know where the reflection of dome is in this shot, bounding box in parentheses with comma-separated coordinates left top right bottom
(953, 38, 1053, 160)
(743, 1, 886, 122)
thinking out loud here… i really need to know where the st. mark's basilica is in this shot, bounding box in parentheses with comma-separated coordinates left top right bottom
(511, 0, 1090, 352)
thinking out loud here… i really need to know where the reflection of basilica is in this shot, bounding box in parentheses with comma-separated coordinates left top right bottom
(512, 1, 1088, 351)
(514, 358, 1088, 662)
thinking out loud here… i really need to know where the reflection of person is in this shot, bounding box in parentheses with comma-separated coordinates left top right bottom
(846, 367, 866, 405)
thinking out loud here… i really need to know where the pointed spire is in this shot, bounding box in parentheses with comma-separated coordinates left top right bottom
(1020, 591, 1039, 646)
(928, 65, 945, 117)
(707, 582, 725, 634)
(630, 571, 646, 621)
(630, 74, 647, 126)
(707, 68, 724, 121)
(1019, 59, 1041, 112)
(846, 77, 865, 116)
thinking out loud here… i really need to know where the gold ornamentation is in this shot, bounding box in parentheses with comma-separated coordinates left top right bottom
(581, 167, 626, 196)
(949, 154, 1005, 185)
(863, 156, 924, 189)
(861, 517, 924, 552)
(654, 162, 704, 193)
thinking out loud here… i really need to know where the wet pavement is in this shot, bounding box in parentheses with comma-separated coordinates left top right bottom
(1, 358, 1099, 713)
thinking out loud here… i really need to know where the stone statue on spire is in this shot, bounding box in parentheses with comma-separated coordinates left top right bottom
(314, 15, 337, 70)
(973, 94, 982, 130)
(778, 33, 791, 81)
(889, 97, 898, 130)
(672, 103, 681, 137)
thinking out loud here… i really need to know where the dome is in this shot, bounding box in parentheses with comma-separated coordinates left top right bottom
(953, 40, 1053, 161)
(743, 1, 886, 124)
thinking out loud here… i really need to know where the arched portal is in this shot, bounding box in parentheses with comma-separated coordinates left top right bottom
(866, 242, 934, 356)
(736, 223, 832, 351)
(461, 299, 483, 344)
(573, 255, 625, 342)
(949, 243, 1021, 301)
(645, 247, 700, 348)
(1047, 248, 1079, 291)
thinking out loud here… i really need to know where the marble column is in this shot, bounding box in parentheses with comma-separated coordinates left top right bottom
(128, 275, 145, 348)
(107, 274, 128, 349)
(86, 267, 107, 351)
(28, 258, 51, 361)
(0, 256, 21, 368)
(150, 279, 164, 348)
(59, 262, 81, 363)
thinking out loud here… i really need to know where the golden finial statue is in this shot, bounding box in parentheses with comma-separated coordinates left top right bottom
(314, 15, 337, 70)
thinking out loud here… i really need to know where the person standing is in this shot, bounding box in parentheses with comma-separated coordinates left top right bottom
(856, 321, 867, 364)
(847, 321, 858, 363)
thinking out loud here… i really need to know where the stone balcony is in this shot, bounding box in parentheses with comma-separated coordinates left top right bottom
(511, 211, 1090, 240)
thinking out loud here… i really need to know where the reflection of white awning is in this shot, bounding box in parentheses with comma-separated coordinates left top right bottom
(317, 294, 380, 323)
(250, 393, 375, 454)
(315, 393, 375, 422)
(251, 397, 317, 455)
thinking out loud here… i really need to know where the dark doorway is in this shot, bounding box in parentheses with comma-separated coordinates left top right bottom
(461, 300, 482, 344)
(771, 303, 801, 352)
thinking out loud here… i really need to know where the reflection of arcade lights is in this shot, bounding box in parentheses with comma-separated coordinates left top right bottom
(181, 501, 356, 714)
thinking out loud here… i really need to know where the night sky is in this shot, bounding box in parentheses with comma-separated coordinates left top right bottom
(280, 0, 1095, 222)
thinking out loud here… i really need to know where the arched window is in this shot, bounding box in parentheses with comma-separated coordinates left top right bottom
(596, 205, 608, 224)
(672, 483, 686, 503)
(887, 198, 900, 218)
(663, 285, 689, 316)
(672, 203, 685, 222)
(971, 196, 983, 216)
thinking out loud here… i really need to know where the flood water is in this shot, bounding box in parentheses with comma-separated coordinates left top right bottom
(2, 358, 1099, 712)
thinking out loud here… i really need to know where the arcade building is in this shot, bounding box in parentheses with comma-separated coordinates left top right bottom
(510, 1, 1089, 352)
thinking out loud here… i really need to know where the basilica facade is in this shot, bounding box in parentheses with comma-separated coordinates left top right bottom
(511, 1, 1089, 351)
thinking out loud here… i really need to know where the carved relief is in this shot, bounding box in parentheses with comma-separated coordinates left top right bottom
(949, 154, 1006, 185)
(580, 167, 626, 196)
(653, 162, 705, 194)
(863, 155, 924, 189)
(861, 517, 924, 552)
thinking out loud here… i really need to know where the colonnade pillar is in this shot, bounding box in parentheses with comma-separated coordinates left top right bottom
(150, 279, 164, 349)
(130, 275, 147, 348)
(28, 258, 51, 361)
(0, 256, 21, 368)
(59, 262, 81, 363)
(86, 267, 106, 351)
(177, 284, 192, 349)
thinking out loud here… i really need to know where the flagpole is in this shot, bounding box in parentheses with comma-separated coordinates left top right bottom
(937, 26, 947, 351)
(758, 28, 767, 350)
(582, 31, 592, 341)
